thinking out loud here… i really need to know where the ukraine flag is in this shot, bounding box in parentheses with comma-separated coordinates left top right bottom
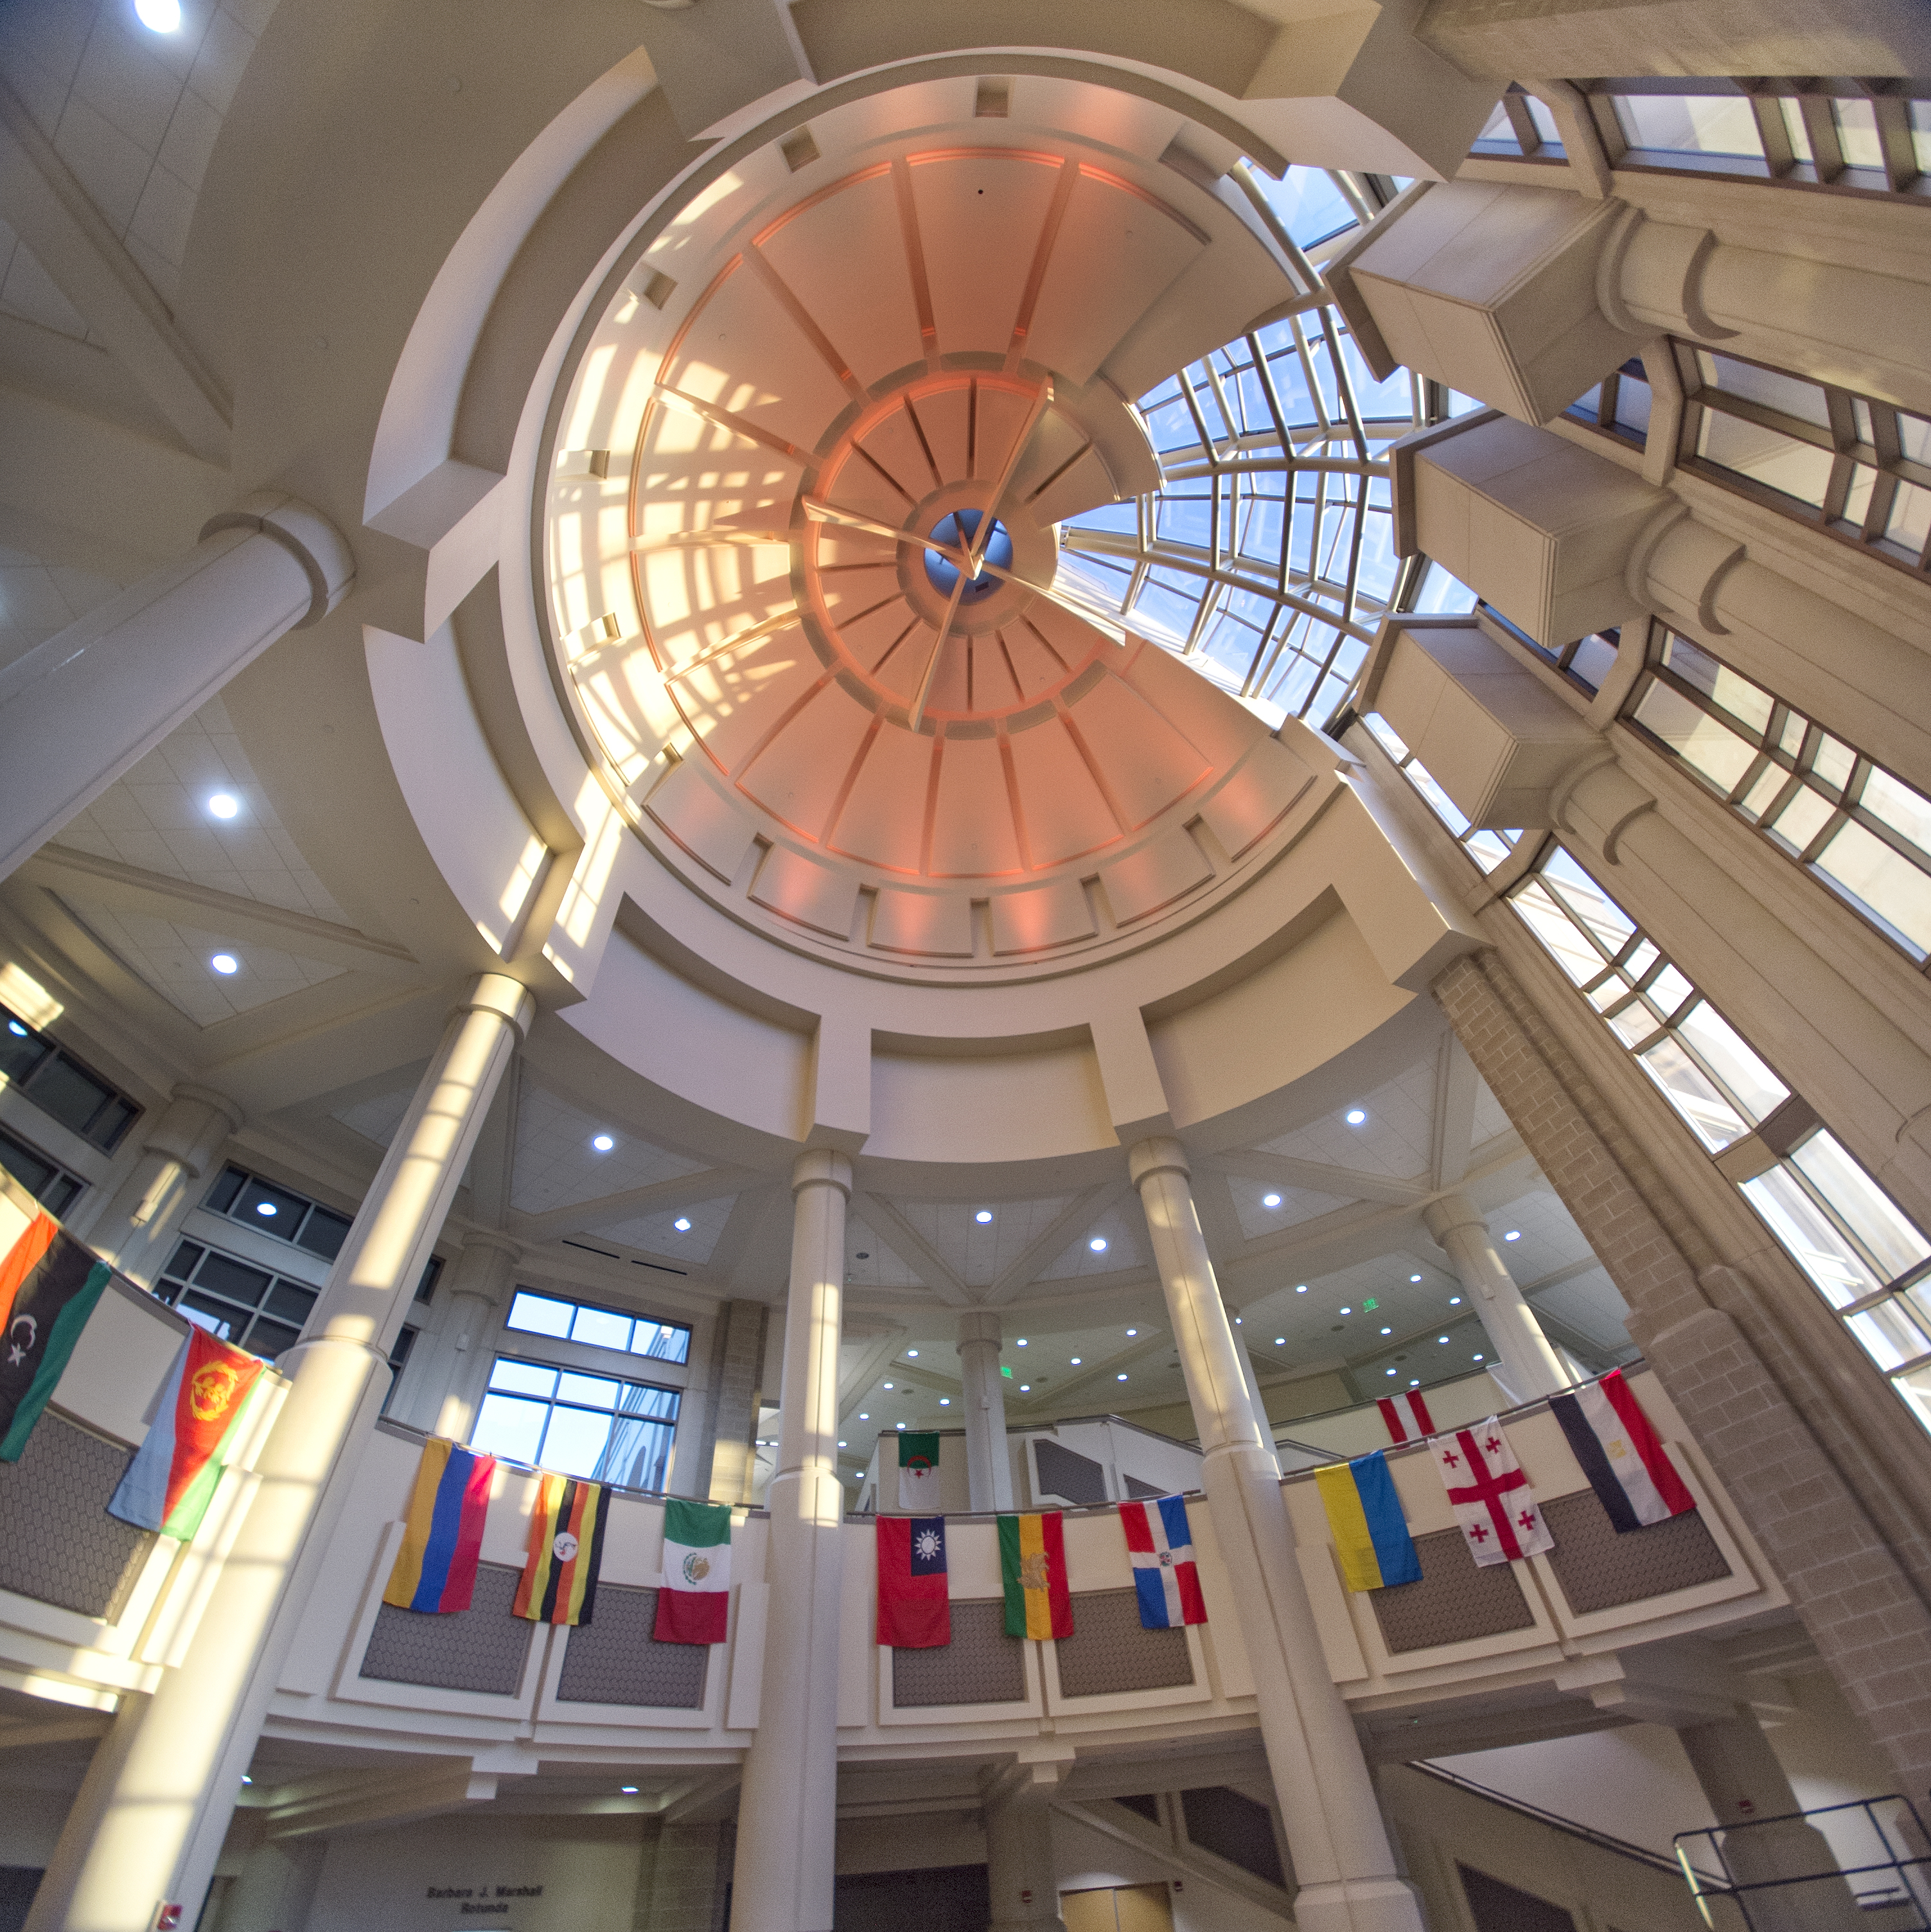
(1316, 1451, 1422, 1591)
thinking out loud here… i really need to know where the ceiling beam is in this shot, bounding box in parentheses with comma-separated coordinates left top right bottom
(854, 1192, 972, 1307)
(983, 1180, 1132, 1306)
(1431, 1032, 1480, 1189)
(1208, 1148, 1428, 1209)
(513, 1167, 757, 1243)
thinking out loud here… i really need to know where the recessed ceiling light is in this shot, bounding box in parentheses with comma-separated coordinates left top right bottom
(1070, 1357, 1082, 1365)
(895, 1421, 905, 1430)
(1438, 1336, 1449, 1344)
(1504, 1230, 1521, 1241)
(256, 1201, 277, 1216)
(136, 0, 182, 30)
(1409, 1273, 1422, 1283)
(1019, 1383, 1030, 1392)
(882, 1381, 893, 1390)
(1116, 1372, 1128, 1381)
(1125, 1327, 1137, 1337)
(1380, 1325, 1392, 1335)
(1262, 1192, 1282, 1208)
(207, 792, 239, 819)
(673, 1216, 691, 1232)
(1295, 1284, 1307, 1294)
(1410, 1379, 1420, 1387)
(1274, 1336, 1285, 1345)
(1345, 1108, 1367, 1125)
(1449, 1296, 1463, 1306)
(1339, 1306, 1352, 1315)
(1088, 1236, 1108, 1252)
(837, 1440, 846, 1448)
(591, 1133, 615, 1152)
(906, 1349, 919, 1358)
(858, 1412, 868, 1419)
(1386, 1368, 1397, 1376)
(210, 953, 238, 975)
(939, 1397, 949, 1406)
(6, 1022, 24, 1037)
(975, 1209, 993, 1223)
(240, 1774, 252, 1786)
(1474, 1353, 1485, 1361)
(1016, 1338, 1027, 1347)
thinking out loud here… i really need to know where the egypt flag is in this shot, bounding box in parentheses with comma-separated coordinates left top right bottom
(1431, 1417, 1555, 1568)
(876, 1514, 949, 1648)
(380, 1438, 495, 1613)
(654, 1498, 732, 1644)
(897, 1432, 940, 1511)
(1548, 1369, 1695, 1532)
(513, 1473, 608, 1625)
(108, 1329, 266, 1540)
(1377, 1389, 1436, 1445)
(1119, 1495, 1207, 1629)
(0, 1212, 112, 1462)
(998, 1511, 1072, 1640)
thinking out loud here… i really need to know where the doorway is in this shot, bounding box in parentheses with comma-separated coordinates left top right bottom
(1060, 1883, 1176, 1932)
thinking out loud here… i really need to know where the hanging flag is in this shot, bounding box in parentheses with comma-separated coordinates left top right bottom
(876, 1514, 949, 1648)
(1548, 1369, 1696, 1532)
(107, 1329, 267, 1541)
(1431, 1417, 1555, 1567)
(897, 1432, 941, 1511)
(514, 1473, 608, 1626)
(998, 1511, 1072, 1639)
(1377, 1389, 1436, 1445)
(380, 1438, 495, 1612)
(1315, 1451, 1423, 1591)
(0, 1212, 112, 1462)
(654, 1498, 732, 1644)
(1119, 1494, 1208, 1630)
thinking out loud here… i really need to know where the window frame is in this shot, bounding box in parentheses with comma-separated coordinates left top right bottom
(154, 1236, 321, 1361)
(202, 1163, 355, 1262)
(471, 1351, 683, 1493)
(0, 1005, 139, 1153)
(0, 1122, 85, 1216)
(502, 1285, 692, 1367)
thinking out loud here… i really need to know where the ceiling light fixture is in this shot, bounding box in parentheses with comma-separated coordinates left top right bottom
(975, 1209, 993, 1223)
(1019, 1383, 1030, 1392)
(906, 1349, 919, 1358)
(1474, 1352, 1485, 1361)
(1386, 1368, 1397, 1376)
(1088, 1236, 1107, 1252)
(136, 0, 182, 30)
(621, 1786, 639, 1795)
(1438, 1336, 1450, 1344)
(207, 792, 239, 819)
(591, 1133, 615, 1152)
(1409, 1273, 1422, 1282)
(1262, 1192, 1281, 1208)
(1339, 1306, 1352, 1315)
(939, 1397, 950, 1406)
(837, 1440, 846, 1448)
(1449, 1296, 1463, 1306)
(1125, 1327, 1137, 1336)
(895, 1422, 905, 1430)
(1274, 1336, 1285, 1345)
(1016, 1338, 1027, 1347)
(210, 953, 238, 975)
(673, 1216, 691, 1232)
(256, 1202, 276, 1217)
(1116, 1372, 1128, 1381)
(1070, 1356, 1081, 1365)
(858, 1412, 868, 1419)
(1380, 1325, 1392, 1335)
(1504, 1229, 1521, 1241)
(1295, 1284, 1307, 1294)
(881, 1381, 893, 1390)
(1345, 1108, 1367, 1125)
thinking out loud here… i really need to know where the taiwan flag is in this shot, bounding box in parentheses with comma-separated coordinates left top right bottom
(1119, 1495, 1208, 1629)
(876, 1514, 949, 1648)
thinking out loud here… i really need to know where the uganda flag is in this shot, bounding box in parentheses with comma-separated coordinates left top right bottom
(0, 1212, 112, 1462)
(513, 1472, 609, 1626)
(998, 1511, 1072, 1640)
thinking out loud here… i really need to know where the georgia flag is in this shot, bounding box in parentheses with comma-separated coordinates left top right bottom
(1118, 1494, 1208, 1629)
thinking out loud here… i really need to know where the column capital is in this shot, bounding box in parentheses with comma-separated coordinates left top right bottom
(457, 971, 536, 1040)
(957, 1309, 1002, 1351)
(141, 1083, 243, 1170)
(1127, 1134, 1190, 1189)
(790, 1146, 852, 1197)
(1421, 1192, 1485, 1245)
(455, 1227, 523, 1264)
(201, 492, 355, 628)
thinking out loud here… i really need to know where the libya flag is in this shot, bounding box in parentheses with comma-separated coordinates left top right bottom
(897, 1431, 940, 1511)
(0, 1213, 113, 1462)
(654, 1498, 732, 1644)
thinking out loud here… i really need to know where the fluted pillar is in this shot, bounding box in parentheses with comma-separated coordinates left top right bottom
(983, 1792, 1066, 1932)
(1422, 1194, 1569, 1402)
(405, 1228, 522, 1438)
(0, 493, 353, 883)
(732, 1149, 851, 1932)
(86, 1084, 242, 1286)
(958, 1309, 1014, 1512)
(1129, 1136, 1424, 1932)
(33, 973, 533, 1932)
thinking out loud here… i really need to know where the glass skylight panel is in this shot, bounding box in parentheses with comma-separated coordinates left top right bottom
(1360, 713, 1521, 873)
(1616, 92, 1761, 159)
(504, 1288, 692, 1362)
(473, 1354, 682, 1489)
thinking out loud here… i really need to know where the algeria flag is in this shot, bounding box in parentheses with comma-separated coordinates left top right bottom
(653, 1498, 732, 1644)
(898, 1432, 941, 1510)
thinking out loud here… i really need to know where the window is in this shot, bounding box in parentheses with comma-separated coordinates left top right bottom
(0, 1006, 137, 1151)
(203, 1164, 355, 1261)
(155, 1239, 319, 1360)
(0, 1123, 84, 1216)
(504, 1288, 691, 1364)
(1674, 342, 1931, 576)
(1359, 714, 1524, 874)
(472, 1356, 680, 1491)
(1470, 85, 1565, 161)
(1506, 846, 1931, 1431)
(1627, 630, 1931, 962)
(1482, 604, 1621, 696)
(382, 1324, 419, 1417)
(1564, 357, 1652, 450)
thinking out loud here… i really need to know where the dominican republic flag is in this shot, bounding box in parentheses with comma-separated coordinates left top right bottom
(1548, 1369, 1695, 1532)
(654, 1498, 732, 1643)
(109, 1329, 267, 1541)
(380, 1437, 495, 1612)
(897, 1432, 940, 1511)
(1431, 1417, 1554, 1567)
(1119, 1495, 1207, 1629)
(876, 1514, 949, 1648)
(1377, 1390, 1436, 1445)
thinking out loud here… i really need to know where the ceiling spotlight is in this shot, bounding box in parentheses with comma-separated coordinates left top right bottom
(209, 953, 238, 975)
(1262, 1192, 1282, 1208)
(1089, 1236, 1108, 1252)
(975, 1209, 993, 1223)
(240, 1774, 252, 1786)
(1019, 1383, 1030, 1392)
(1016, 1338, 1028, 1347)
(882, 1381, 893, 1390)
(1116, 1372, 1128, 1382)
(1295, 1284, 1308, 1294)
(1345, 1108, 1367, 1126)
(591, 1133, 615, 1152)
(621, 1786, 639, 1795)
(1274, 1336, 1285, 1345)
(1339, 1306, 1352, 1315)
(1410, 1379, 1420, 1387)
(673, 1216, 692, 1232)
(895, 1421, 905, 1430)
(1504, 1230, 1521, 1241)
(1474, 1353, 1485, 1361)
(1125, 1327, 1137, 1337)
(939, 1397, 950, 1406)
(838, 1440, 847, 1448)
(1380, 1325, 1392, 1335)
(1386, 1368, 1398, 1376)
(1438, 1336, 1450, 1344)
(906, 1349, 919, 1358)
(1070, 1356, 1082, 1365)
(136, 0, 182, 30)
(207, 792, 239, 819)
(6, 1022, 24, 1036)
(256, 1201, 277, 1217)
(1449, 1295, 1463, 1306)
(858, 1412, 869, 1419)
(1409, 1273, 1422, 1283)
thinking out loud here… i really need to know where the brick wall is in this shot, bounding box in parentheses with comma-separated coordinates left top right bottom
(633, 1820, 734, 1932)
(705, 1300, 768, 1507)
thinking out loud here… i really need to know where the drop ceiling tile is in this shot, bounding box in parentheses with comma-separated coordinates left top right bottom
(509, 1081, 703, 1216)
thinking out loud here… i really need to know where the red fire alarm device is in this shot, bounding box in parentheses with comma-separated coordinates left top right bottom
(1020, 1891, 1033, 1904)
(154, 1908, 183, 1929)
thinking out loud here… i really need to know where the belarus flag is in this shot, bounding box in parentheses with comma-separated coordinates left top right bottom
(876, 1515, 949, 1648)
(654, 1498, 732, 1644)
(1118, 1495, 1207, 1629)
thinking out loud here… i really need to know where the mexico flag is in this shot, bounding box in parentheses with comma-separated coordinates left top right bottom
(998, 1511, 1071, 1639)
(108, 1329, 266, 1539)
(654, 1498, 732, 1644)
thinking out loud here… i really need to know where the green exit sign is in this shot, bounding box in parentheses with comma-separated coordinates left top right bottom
(1362, 1297, 1379, 1311)
(1001, 1364, 1014, 1378)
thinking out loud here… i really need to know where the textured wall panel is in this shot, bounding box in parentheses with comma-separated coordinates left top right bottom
(1034, 1439, 1108, 1505)
(360, 1563, 533, 1694)
(892, 1599, 1027, 1706)
(1122, 1475, 1165, 1500)
(1056, 1588, 1194, 1696)
(0, 1414, 151, 1619)
(1540, 1491, 1731, 1613)
(557, 1584, 709, 1708)
(1370, 1528, 1537, 1653)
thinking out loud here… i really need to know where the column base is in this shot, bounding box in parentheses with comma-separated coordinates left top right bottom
(1289, 1875, 1428, 1932)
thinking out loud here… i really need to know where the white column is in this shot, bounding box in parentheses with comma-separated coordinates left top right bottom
(1224, 1297, 1277, 1463)
(33, 973, 533, 1932)
(0, 493, 353, 884)
(84, 1085, 241, 1286)
(983, 1791, 1066, 1932)
(732, 1149, 850, 1932)
(1129, 1136, 1425, 1932)
(1422, 1194, 1569, 1403)
(404, 1228, 522, 1437)
(958, 1309, 1014, 1512)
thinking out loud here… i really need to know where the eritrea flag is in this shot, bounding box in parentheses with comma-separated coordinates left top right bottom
(108, 1328, 267, 1539)
(0, 1212, 112, 1462)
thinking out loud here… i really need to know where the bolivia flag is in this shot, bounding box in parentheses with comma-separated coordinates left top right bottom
(382, 1438, 495, 1613)
(654, 1498, 732, 1644)
(897, 1432, 940, 1511)
(998, 1511, 1071, 1639)
(513, 1473, 608, 1626)
(1315, 1451, 1423, 1592)
(108, 1329, 266, 1539)
(876, 1515, 949, 1648)
(0, 1212, 112, 1462)
(1548, 1369, 1696, 1532)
